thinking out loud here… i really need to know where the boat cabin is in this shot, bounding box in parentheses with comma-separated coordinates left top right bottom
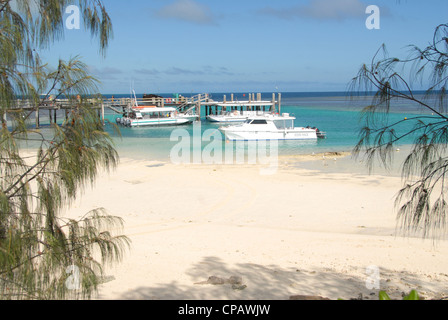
(129, 107, 177, 120)
(243, 114, 295, 129)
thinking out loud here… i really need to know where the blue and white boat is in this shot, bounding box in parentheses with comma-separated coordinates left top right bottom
(116, 90, 195, 127)
(117, 107, 192, 127)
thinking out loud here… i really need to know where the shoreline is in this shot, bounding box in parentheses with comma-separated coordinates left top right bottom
(278, 147, 409, 177)
(114, 144, 410, 179)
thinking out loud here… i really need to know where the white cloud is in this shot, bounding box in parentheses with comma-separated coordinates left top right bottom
(156, 0, 216, 25)
(259, 0, 366, 21)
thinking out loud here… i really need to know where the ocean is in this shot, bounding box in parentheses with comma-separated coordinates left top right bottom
(15, 91, 433, 163)
(99, 91, 429, 162)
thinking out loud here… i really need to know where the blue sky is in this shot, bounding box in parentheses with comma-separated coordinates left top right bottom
(41, 0, 448, 94)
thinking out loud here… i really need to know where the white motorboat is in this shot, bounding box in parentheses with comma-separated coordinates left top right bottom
(177, 112, 200, 122)
(115, 90, 196, 127)
(117, 107, 192, 127)
(218, 113, 326, 140)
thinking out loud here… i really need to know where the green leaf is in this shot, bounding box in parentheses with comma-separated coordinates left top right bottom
(379, 291, 391, 300)
(403, 290, 420, 300)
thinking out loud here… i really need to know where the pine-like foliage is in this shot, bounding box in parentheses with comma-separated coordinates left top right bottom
(350, 24, 448, 240)
(0, 1, 130, 299)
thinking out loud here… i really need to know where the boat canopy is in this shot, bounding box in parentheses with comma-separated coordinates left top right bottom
(134, 107, 177, 113)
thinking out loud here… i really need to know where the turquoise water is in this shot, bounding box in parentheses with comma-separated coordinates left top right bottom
(99, 92, 430, 162)
(13, 92, 432, 162)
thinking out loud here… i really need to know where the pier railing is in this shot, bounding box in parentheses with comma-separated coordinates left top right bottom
(177, 94, 211, 114)
(4, 92, 281, 127)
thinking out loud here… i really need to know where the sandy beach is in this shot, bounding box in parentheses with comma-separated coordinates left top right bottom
(63, 150, 448, 300)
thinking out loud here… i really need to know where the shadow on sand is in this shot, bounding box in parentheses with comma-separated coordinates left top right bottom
(104, 256, 443, 300)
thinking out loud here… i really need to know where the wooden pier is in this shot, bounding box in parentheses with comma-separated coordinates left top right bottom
(3, 92, 282, 128)
(202, 93, 282, 117)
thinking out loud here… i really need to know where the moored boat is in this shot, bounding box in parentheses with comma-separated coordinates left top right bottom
(117, 107, 192, 127)
(115, 90, 196, 127)
(218, 113, 326, 140)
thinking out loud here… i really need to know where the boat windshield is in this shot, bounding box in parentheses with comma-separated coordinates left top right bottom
(138, 111, 173, 119)
(273, 119, 294, 129)
(249, 119, 268, 124)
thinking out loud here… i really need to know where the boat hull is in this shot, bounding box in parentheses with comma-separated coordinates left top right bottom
(178, 114, 200, 122)
(206, 115, 248, 123)
(219, 128, 318, 140)
(129, 118, 191, 127)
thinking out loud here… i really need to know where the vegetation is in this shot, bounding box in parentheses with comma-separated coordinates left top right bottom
(350, 23, 448, 240)
(0, 0, 130, 299)
(379, 289, 420, 300)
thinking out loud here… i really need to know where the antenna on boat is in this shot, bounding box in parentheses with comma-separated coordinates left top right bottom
(128, 79, 138, 109)
(132, 89, 138, 108)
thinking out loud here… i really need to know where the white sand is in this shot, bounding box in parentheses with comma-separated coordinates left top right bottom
(64, 152, 448, 300)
